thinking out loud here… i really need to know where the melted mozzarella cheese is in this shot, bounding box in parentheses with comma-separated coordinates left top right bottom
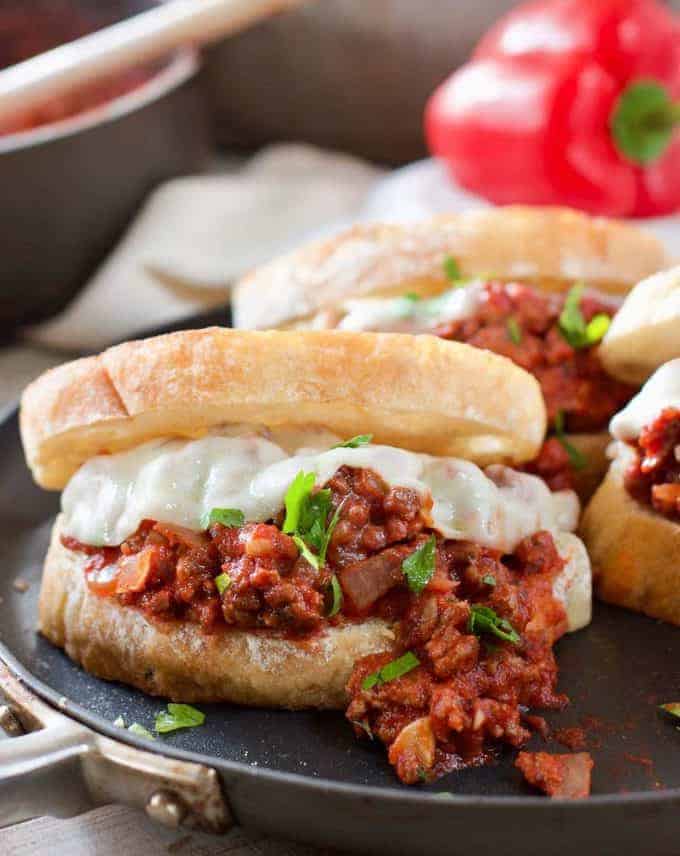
(337, 280, 486, 332)
(61, 429, 579, 552)
(610, 359, 680, 442)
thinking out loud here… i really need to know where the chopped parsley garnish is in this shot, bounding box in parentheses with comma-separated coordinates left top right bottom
(128, 722, 155, 740)
(443, 255, 462, 282)
(201, 507, 245, 529)
(362, 651, 420, 690)
(468, 604, 520, 644)
(554, 410, 588, 470)
(659, 703, 680, 720)
(155, 703, 205, 734)
(482, 574, 497, 587)
(506, 317, 522, 345)
(293, 535, 321, 570)
(351, 718, 374, 739)
(333, 434, 373, 449)
(214, 573, 231, 595)
(558, 283, 611, 349)
(327, 575, 344, 617)
(283, 471, 316, 534)
(403, 292, 421, 302)
(401, 535, 437, 594)
(284, 471, 344, 571)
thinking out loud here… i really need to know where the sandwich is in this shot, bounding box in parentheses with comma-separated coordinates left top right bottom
(21, 327, 592, 784)
(233, 206, 667, 499)
(598, 264, 680, 386)
(581, 361, 680, 625)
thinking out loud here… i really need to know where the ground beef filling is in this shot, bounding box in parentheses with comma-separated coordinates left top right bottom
(346, 530, 568, 783)
(62, 465, 569, 784)
(434, 282, 634, 431)
(623, 408, 680, 521)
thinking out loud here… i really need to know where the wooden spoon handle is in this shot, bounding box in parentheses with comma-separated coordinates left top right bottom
(0, 0, 308, 123)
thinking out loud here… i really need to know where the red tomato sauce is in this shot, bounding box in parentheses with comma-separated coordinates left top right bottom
(624, 407, 680, 520)
(0, 4, 155, 135)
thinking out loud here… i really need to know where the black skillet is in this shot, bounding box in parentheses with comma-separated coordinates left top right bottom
(0, 309, 679, 855)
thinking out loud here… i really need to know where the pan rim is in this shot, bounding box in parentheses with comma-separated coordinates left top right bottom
(2, 401, 679, 811)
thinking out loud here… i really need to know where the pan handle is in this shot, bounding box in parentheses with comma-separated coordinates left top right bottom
(0, 661, 232, 833)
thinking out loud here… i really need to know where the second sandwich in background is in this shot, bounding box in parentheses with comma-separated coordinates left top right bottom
(233, 206, 668, 500)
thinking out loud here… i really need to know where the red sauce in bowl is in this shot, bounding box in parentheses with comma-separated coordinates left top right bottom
(0, 3, 156, 135)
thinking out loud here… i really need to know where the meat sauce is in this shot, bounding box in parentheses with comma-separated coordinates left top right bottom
(434, 282, 634, 433)
(515, 751, 594, 798)
(623, 407, 680, 520)
(62, 464, 571, 785)
(0, 5, 154, 136)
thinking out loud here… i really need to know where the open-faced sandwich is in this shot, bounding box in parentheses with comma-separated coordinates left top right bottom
(233, 207, 667, 499)
(21, 328, 591, 785)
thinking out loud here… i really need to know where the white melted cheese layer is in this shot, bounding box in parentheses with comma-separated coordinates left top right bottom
(337, 280, 487, 332)
(610, 359, 680, 442)
(334, 281, 622, 334)
(61, 431, 579, 553)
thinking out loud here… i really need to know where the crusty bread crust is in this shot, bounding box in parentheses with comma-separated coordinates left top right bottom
(232, 207, 667, 330)
(40, 518, 590, 705)
(580, 450, 680, 626)
(20, 328, 546, 490)
(599, 265, 680, 385)
(39, 516, 396, 707)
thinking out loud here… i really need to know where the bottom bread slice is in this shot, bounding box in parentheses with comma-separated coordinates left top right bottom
(580, 452, 680, 626)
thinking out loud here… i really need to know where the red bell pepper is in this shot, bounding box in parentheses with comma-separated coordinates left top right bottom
(425, 0, 680, 217)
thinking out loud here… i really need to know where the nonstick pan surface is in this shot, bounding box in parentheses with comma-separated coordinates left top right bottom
(1, 312, 679, 855)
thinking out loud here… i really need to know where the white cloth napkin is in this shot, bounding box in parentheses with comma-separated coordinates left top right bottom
(26, 145, 382, 351)
(25, 144, 678, 352)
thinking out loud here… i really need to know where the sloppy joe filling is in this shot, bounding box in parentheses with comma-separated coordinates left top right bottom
(60, 440, 586, 784)
(330, 280, 636, 489)
(622, 408, 680, 520)
(610, 361, 680, 521)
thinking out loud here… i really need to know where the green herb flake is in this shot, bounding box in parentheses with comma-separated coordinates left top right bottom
(554, 410, 588, 471)
(214, 573, 231, 595)
(351, 719, 374, 740)
(283, 471, 316, 534)
(482, 574, 497, 588)
(284, 470, 345, 571)
(333, 434, 373, 449)
(155, 703, 206, 734)
(443, 255, 462, 282)
(293, 534, 321, 570)
(558, 284, 611, 349)
(327, 575, 344, 617)
(361, 651, 420, 691)
(468, 604, 520, 645)
(401, 535, 437, 594)
(128, 722, 155, 740)
(201, 507, 245, 530)
(403, 292, 422, 302)
(506, 317, 522, 345)
(585, 312, 611, 344)
(659, 703, 680, 720)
